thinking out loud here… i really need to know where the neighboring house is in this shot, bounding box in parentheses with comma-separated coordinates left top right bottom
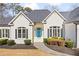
(1, 7, 79, 48)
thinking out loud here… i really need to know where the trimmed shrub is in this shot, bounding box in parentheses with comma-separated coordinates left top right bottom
(57, 40, 65, 46)
(24, 40, 31, 45)
(43, 38, 48, 44)
(0, 39, 8, 45)
(58, 37, 65, 40)
(47, 37, 65, 46)
(48, 41, 58, 45)
(48, 40, 65, 46)
(65, 39, 73, 48)
(52, 37, 58, 39)
(7, 40, 16, 46)
(48, 37, 59, 42)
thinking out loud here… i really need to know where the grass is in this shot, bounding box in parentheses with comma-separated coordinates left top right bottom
(0, 49, 51, 56)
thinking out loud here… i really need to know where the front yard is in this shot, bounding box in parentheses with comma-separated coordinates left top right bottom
(0, 44, 51, 56)
(0, 49, 51, 56)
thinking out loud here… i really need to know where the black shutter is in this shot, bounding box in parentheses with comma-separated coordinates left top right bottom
(3, 29, 4, 37)
(15, 29, 17, 39)
(48, 29, 49, 38)
(0, 29, 1, 38)
(61, 28, 63, 37)
(8, 29, 9, 38)
(26, 29, 28, 39)
(50, 29, 52, 37)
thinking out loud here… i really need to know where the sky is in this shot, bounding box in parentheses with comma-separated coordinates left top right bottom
(20, 3, 79, 11)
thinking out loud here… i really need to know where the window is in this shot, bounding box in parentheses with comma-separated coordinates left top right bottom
(22, 29, 26, 38)
(15, 27, 28, 39)
(5, 29, 9, 38)
(0, 29, 9, 38)
(18, 28, 21, 38)
(50, 29, 52, 37)
(48, 26, 62, 37)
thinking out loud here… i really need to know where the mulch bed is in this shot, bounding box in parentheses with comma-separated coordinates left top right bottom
(0, 44, 37, 49)
(45, 43, 77, 55)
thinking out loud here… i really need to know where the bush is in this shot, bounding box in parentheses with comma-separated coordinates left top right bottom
(57, 40, 65, 46)
(0, 39, 8, 45)
(65, 39, 73, 48)
(58, 37, 65, 40)
(47, 37, 65, 46)
(24, 40, 31, 45)
(7, 40, 16, 46)
(52, 37, 58, 39)
(48, 40, 65, 46)
(43, 38, 48, 44)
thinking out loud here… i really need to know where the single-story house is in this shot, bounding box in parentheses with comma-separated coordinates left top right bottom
(1, 7, 79, 48)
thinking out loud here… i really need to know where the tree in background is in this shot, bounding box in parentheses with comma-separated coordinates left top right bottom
(15, 6, 32, 13)
(0, 3, 32, 17)
(12, 4, 32, 15)
(24, 7, 32, 12)
(0, 3, 8, 19)
(15, 5, 23, 14)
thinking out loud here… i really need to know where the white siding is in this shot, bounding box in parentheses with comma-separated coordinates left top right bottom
(65, 23, 76, 47)
(10, 14, 32, 44)
(77, 25, 79, 48)
(43, 11, 64, 38)
(0, 27, 10, 29)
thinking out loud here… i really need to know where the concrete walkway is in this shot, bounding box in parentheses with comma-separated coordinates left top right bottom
(34, 42, 71, 56)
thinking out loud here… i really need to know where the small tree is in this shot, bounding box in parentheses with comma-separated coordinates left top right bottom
(15, 5, 23, 13)
(24, 7, 32, 12)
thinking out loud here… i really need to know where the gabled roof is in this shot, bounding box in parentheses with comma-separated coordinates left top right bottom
(0, 10, 51, 26)
(8, 11, 34, 25)
(42, 10, 67, 23)
(1, 7, 79, 26)
(24, 10, 50, 22)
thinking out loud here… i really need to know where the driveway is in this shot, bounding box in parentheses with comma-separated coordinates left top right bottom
(0, 49, 51, 56)
(34, 42, 71, 56)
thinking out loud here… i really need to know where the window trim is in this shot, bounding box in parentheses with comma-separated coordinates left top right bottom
(48, 26, 62, 37)
(0, 29, 9, 38)
(15, 27, 28, 39)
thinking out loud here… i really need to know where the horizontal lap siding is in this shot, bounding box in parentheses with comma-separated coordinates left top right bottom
(44, 11, 64, 38)
(10, 14, 33, 44)
(65, 23, 76, 47)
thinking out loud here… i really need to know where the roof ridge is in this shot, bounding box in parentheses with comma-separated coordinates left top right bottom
(31, 9, 51, 12)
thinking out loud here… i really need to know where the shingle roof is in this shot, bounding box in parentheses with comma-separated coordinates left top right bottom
(0, 16, 13, 26)
(24, 10, 50, 22)
(1, 8, 79, 26)
(69, 7, 79, 21)
(60, 7, 79, 23)
(60, 12, 71, 21)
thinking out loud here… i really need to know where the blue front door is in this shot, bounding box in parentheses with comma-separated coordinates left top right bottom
(36, 28, 42, 37)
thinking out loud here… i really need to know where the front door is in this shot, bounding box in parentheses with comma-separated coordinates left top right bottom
(34, 28, 43, 42)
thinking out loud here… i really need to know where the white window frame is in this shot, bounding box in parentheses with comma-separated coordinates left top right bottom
(0, 29, 9, 38)
(48, 26, 62, 37)
(16, 27, 28, 39)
